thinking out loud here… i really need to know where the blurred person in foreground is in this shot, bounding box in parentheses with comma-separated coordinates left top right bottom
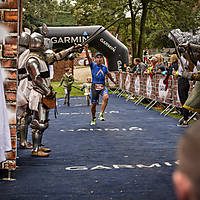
(173, 120, 200, 200)
(84, 44, 117, 125)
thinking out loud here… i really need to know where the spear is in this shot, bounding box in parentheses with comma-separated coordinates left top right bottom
(81, 15, 124, 46)
(152, 8, 185, 71)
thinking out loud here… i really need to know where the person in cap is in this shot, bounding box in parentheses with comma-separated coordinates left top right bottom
(84, 44, 117, 125)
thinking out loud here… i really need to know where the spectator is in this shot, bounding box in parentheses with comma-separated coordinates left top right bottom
(144, 56, 157, 75)
(130, 63, 136, 73)
(154, 54, 166, 73)
(143, 49, 149, 64)
(165, 61, 172, 75)
(59, 68, 74, 106)
(163, 54, 179, 90)
(176, 53, 190, 127)
(162, 61, 171, 89)
(126, 66, 131, 73)
(169, 54, 179, 75)
(173, 120, 200, 200)
(133, 57, 147, 75)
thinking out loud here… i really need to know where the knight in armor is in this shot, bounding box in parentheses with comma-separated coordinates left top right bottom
(17, 31, 33, 149)
(23, 24, 82, 157)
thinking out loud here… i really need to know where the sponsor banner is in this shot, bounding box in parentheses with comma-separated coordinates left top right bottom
(108, 72, 116, 88)
(158, 78, 168, 101)
(134, 76, 140, 94)
(125, 73, 131, 91)
(119, 72, 123, 89)
(146, 76, 152, 98)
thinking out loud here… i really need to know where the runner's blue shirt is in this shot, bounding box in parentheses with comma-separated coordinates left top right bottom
(89, 61, 109, 84)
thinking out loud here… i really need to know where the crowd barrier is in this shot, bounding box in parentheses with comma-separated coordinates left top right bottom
(107, 72, 196, 119)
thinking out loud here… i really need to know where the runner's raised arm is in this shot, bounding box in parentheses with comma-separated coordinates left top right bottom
(84, 44, 92, 65)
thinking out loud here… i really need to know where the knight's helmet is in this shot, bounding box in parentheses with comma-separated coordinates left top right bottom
(30, 23, 50, 51)
(19, 31, 31, 54)
(30, 32, 44, 50)
(19, 31, 31, 47)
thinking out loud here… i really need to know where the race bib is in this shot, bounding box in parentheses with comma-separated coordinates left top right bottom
(95, 84, 104, 90)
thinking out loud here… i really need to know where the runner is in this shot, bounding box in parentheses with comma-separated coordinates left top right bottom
(84, 44, 117, 125)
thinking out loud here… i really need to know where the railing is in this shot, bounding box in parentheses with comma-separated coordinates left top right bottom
(107, 72, 195, 118)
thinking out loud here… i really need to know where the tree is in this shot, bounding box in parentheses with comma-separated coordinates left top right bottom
(22, 0, 200, 64)
(22, 0, 76, 30)
(128, 0, 141, 63)
(126, 0, 200, 59)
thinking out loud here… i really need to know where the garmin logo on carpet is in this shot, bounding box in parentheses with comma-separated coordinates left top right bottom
(60, 126, 143, 132)
(65, 161, 179, 171)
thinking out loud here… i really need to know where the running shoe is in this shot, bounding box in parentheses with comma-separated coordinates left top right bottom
(98, 113, 105, 121)
(90, 118, 96, 125)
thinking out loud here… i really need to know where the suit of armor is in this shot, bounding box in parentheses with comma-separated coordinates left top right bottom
(17, 32, 33, 149)
(25, 30, 82, 157)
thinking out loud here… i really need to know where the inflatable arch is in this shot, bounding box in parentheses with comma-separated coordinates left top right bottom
(45, 26, 129, 71)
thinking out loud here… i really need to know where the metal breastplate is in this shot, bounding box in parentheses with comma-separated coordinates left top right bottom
(18, 49, 30, 80)
(29, 53, 50, 79)
(28, 53, 51, 92)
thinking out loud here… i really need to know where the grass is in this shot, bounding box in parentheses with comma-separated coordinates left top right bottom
(51, 81, 84, 98)
(74, 65, 90, 69)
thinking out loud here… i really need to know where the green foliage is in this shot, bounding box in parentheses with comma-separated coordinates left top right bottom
(22, 0, 200, 52)
(146, 0, 200, 48)
(23, 0, 76, 30)
(145, 29, 174, 49)
(71, 0, 128, 42)
(52, 11, 76, 26)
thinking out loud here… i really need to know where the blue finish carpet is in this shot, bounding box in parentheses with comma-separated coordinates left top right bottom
(0, 94, 183, 200)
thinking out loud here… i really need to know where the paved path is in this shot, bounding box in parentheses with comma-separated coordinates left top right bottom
(0, 94, 183, 200)
(74, 67, 91, 82)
